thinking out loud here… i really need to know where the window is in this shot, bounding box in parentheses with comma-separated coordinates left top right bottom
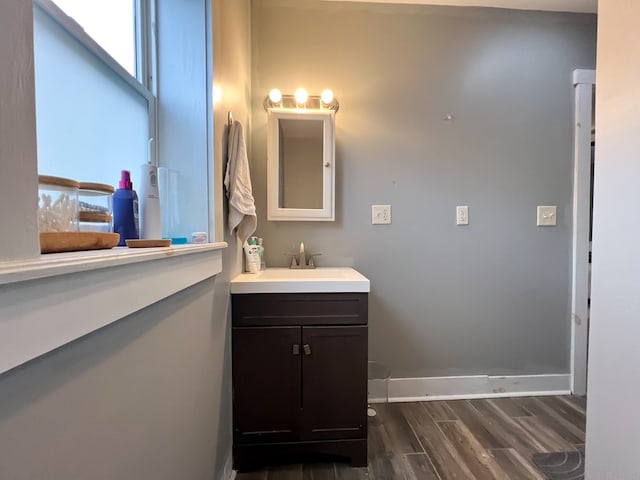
(32, 0, 213, 242)
(49, 0, 137, 76)
(33, 0, 154, 190)
(33, 4, 152, 189)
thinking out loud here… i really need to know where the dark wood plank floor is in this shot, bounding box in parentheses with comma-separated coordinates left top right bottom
(236, 395, 586, 480)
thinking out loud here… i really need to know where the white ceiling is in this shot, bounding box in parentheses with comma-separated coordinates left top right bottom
(322, 0, 597, 14)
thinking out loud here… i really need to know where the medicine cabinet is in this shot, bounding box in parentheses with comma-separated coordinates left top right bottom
(267, 109, 335, 221)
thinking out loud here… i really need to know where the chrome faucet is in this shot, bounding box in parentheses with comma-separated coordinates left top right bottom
(289, 242, 320, 269)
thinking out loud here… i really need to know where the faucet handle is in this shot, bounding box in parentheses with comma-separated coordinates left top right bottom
(283, 253, 299, 268)
(307, 254, 322, 267)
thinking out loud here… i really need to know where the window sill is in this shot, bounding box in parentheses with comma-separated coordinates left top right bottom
(0, 242, 227, 375)
(0, 242, 227, 286)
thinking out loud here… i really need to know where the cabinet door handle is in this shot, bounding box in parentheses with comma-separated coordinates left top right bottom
(303, 344, 312, 356)
(293, 344, 300, 356)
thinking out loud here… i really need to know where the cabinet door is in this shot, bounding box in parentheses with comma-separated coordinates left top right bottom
(301, 325, 368, 441)
(233, 326, 301, 443)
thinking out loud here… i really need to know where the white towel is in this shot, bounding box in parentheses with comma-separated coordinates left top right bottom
(224, 120, 257, 244)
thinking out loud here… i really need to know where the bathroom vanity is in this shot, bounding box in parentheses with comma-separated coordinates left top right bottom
(230, 268, 370, 471)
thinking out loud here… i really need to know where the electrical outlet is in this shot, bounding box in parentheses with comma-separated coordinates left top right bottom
(372, 205, 391, 225)
(456, 206, 469, 225)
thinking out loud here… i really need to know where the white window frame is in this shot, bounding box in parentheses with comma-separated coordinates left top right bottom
(135, 0, 157, 91)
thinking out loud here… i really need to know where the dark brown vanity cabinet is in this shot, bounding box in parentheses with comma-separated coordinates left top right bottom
(231, 293, 368, 470)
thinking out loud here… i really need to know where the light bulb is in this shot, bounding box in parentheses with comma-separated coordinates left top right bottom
(321, 89, 334, 105)
(268, 88, 282, 104)
(213, 85, 222, 103)
(294, 88, 308, 105)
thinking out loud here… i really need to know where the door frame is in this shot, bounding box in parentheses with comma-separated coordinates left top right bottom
(571, 68, 596, 395)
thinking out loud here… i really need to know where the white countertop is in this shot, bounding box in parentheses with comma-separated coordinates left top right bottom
(230, 267, 370, 294)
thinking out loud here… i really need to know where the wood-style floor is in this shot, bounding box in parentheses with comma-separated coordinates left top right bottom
(236, 395, 586, 480)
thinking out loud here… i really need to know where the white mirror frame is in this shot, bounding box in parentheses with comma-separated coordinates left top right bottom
(267, 108, 335, 221)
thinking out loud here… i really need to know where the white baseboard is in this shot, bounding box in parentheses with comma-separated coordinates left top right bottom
(221, 453, 235, 480)
(368, 378, 389, 403)
(368, 373, 571, 403)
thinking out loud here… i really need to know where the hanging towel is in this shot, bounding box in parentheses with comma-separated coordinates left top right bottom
(224, 120, 257, 244)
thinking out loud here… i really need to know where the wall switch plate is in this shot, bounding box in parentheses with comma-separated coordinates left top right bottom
(456, 206, 469, 225)
(372, 205, 391, 224)
(537, 205, 557, 226)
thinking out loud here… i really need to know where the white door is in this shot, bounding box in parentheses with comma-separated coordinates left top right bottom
(570, 69, 595, 395)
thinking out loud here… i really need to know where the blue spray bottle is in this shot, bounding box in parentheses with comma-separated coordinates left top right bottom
(113, 170, 139, 246)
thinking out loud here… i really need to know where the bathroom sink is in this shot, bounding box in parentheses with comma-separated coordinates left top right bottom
(230, 267, 370, 294)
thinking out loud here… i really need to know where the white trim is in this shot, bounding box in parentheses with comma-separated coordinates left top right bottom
(0, 242, 226, 286)
(573, 68, 596, 85)
(222, 453, 235, 480)
(137, 0, 159, 166)
(146, 0, 159, 166)
(368, 378, 390, 403)
(135, 0, 156, 91)
(368, 374, 571, 403)
(570, 68, 595, 395)
(0, 247, 224, 375)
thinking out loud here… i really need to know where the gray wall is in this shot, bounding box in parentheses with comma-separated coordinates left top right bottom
(0, 278, 229, 480)
(251, 1, 597, 378)
(210, 0, 253, 474)
(585, 1, 640, 478)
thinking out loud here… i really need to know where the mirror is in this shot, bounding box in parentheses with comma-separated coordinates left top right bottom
(267, 109, 335, 221)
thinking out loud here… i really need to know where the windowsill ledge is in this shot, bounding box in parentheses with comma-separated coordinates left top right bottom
(0, 242, 227, 286)
(0, 242, 228, 375)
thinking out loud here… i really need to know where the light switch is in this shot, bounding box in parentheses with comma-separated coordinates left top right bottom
(537, 206, 557, 226)
(456, 206, 469, 225)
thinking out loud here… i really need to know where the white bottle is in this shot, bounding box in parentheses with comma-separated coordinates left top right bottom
(139, 162, 162, 239)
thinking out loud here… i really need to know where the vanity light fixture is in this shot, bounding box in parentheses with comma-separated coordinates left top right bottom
(263, 88, 339, 112)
